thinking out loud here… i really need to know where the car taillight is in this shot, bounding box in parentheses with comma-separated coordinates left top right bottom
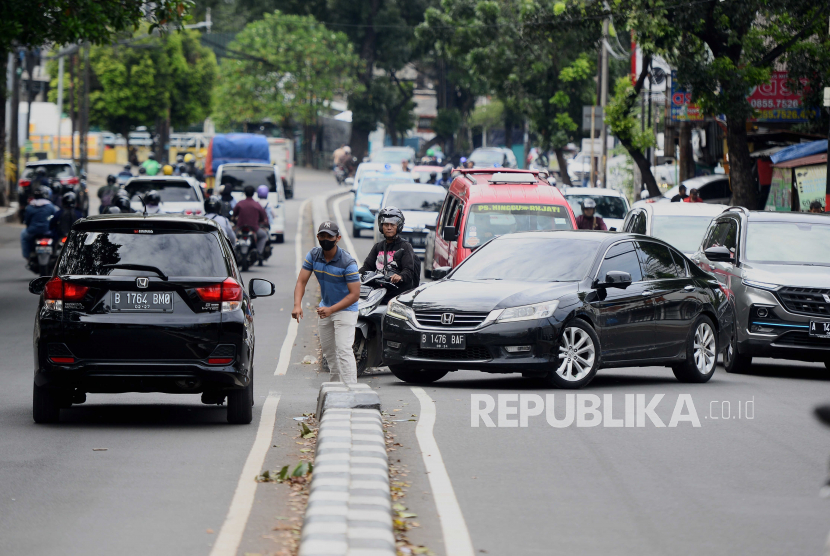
(60, 177, 80, 185)
(61, 236, 67, 244)
(208, 358, 233, 365)
(195, 278, 242, 311)
(19, 179, 31, 188)
(43, 277, 89, 310)
(36, 238, 53, 246)
(50, 357, 76, 364)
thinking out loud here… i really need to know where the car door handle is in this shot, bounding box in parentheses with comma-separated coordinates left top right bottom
(684, 285, 695, 292)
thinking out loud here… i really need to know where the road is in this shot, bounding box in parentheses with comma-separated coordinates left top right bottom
(327, 192, 830, 556)
(1, 174, 828, 556)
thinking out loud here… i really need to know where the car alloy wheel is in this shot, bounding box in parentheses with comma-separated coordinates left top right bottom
(693, 322, 717, 374)
(556, 326, 596, 382)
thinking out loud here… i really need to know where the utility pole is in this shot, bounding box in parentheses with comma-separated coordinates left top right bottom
(599, 17, 609, 188)
(10, 50, 21, 192)
(56, 55, 64, 158)
(69, 54, 76, 161)
(80, 43, 90, 173)
(24, 49, 39, 142)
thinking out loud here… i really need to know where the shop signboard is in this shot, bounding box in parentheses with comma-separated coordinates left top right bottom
(794, 165, 827, 212)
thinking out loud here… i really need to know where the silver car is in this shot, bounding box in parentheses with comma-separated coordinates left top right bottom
(693, 207, 830, 372)
(623, 202, 728, 256)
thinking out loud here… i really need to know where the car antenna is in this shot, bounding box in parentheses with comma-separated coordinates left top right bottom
(140, 194, 148, 216)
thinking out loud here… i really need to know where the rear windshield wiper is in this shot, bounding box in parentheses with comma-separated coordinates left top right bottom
(102, 264, 168, 281)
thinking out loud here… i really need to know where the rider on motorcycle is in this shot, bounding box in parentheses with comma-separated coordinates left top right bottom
(21, 187, 57, 260)
(98, 174, 120, 213)
(358, 206, 417, 303)
(204, 195, 237, 242)
(232, 185, 269, 262)
(143, 190, 164, 214)
(51, 192, 84, 238)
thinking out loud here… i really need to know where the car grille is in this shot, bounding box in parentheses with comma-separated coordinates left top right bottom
(773, 331, 830, 349)
(414, 311, 490, 328)
(777, 287, 830, 316)
(406, 345, 492, 361)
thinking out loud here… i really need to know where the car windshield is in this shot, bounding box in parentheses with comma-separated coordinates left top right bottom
(372, 150, 414, 164)
(126, 181, 199, 203)
(469, 150, 504, 166)
(385, 191, 445, 212)
(360, 178, 413, 195)
(57, 231, 228, 276)
(651, 215, 716, 253)
(565, 195, 627, 219)
(463, 203, 573, 248)
(452, 237, 600, 282)
(745, 221, 830, 265)
(219, 167, 277, 192)
(23, 165, 73, 179)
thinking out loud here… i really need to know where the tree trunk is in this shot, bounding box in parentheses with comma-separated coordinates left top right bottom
(618, 135, 660, 197)
(726, 117, 756, 208)
(10, 50, 21, 200)
(0, 46, 8, 206)
(554, 148, 572, 186)
(69, 55, 76, 161)
(679, 121, 694, 182)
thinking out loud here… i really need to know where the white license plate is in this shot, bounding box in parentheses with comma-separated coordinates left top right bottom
(111, 291, 174, 312)
(420, 332, 466, 350)
(35, 246, 52, 254)
(809, 321, 830, 338)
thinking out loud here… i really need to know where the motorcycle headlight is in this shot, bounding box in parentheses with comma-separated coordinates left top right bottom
(387, 298, 415, 322)
(359, 289, 385, 316)
(496, 300, 559, 323)
(743, 279, 780, 292)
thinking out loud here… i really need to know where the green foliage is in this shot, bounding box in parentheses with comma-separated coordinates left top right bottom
(605, 76, 655, 153)
(468, 101, 505, 129)
(212, 11, 358, 131)
(432, 108, 462, 139)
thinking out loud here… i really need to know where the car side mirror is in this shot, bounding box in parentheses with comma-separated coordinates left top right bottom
(432, 266, 451, 280)
(704, 246, 732, 262)
(249, 278, 275, 299)
(596, 271, 632, 289)
(29, 276, 50, 295)
(425, 223, 436, 231)
(441, 226, 458, 242)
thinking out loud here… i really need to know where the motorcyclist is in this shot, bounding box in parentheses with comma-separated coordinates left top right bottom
(98, 174, 120, 213)
(116, 165, 134, 185)
(162, 164, 174, 176)
(33, 167, 51, 189)
(141, 152, 161, 176)
(51, 192, 84, 238)
(333, 144, 351, 169)
(232, 185, 269, 261)
(427, 171, 438, 185)
(204, 195, 237, 242)
(143, 190, 164, 214)
(138, 166, 147, 176)
(359, 206, 417, 303)
(575, 198, 607, 230)
(183, 153, 204, 181)
(219, 184, 237, 218)
(255, 184, 274, 227)
(21, 187, 57, 261)
(438, 164, 453, 186)
(112, 192, 135, 214)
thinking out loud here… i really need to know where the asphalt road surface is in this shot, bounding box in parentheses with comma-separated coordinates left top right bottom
(1, 174, 829, 556)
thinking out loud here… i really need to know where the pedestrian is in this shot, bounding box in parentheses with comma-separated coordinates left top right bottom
(671, 184, 688, 202)
(292, 221, 361, 383)
(575, 198, 607, 230)
(683, 188, 703, 203)
(809, 200, 824, 213)
(401, 159, 409, 172)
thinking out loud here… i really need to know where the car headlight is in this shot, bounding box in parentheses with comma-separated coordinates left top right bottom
(387, 298, 415, 321)
(359, 289, 385, 316)
(496, 300, 560, 323)
(743, 279, 780, 292)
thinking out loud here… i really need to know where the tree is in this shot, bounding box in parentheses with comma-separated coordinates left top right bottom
(0, 0, 191, 203)
(212, 11, 358, 161)
(623, 0, 830, 208)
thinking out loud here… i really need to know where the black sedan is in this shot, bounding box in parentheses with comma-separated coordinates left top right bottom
(382, 231, 732, 388)
(28, 214, 275, 423)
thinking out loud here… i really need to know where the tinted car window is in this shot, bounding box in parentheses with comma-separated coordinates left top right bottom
(651, 215, 715, 253)
(565, 195, 627, 219)
(463, 203, 573, 248)
(632, 211, 647, 234)
(745, 221, 830, 265)
(126, 180, 199, 203)
(23, 164, 74, 179)
(58, 231, 229, 277)
(598, 241, 643, 282)
(360, 178, 414, 194)
(451, 237, 602, 282)
(669, 248, 688, 277)
(385, 191, 446, 212)
(703, 219, 738, 259)
(637, 241, 680, 279)
(469, 149, 506, 167)
(220, 167, 278, 192)
(699, 179, 730, 200)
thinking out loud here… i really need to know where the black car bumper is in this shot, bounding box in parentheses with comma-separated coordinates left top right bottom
(739, 330, 830, 363)
(382, 315, 561, 375)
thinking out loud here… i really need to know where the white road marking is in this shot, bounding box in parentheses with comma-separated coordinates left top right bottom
(209, 391, 281, 556)
(274, 198, 310, 376)
(411, 387, 475, 556)
(333, 194, 358, 257)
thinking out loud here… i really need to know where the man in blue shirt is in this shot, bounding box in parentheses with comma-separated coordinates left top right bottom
(292, 221, 361, 383)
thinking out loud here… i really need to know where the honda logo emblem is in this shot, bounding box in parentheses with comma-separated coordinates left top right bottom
(823, 294, 830, 304)
(441, 313, 455, 325)
(136, 277, 149, 289)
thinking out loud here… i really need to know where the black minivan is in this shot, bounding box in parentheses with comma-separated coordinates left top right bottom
(28, 214, 275, 424)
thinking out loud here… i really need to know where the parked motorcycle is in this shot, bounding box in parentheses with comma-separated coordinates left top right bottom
(353, 269, 401, 376)
(235, 226, 272, 271)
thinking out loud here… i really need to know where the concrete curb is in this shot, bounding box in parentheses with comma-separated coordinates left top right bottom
(299, 383, 393, 556)
(2, 202, 20, 223)
(316, 382, 381, 418)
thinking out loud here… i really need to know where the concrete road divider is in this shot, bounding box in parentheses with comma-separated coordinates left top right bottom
(300, 382, 392, 556)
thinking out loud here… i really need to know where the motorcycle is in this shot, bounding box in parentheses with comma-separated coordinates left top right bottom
(28, 235, 57, 276)
(334, 165, 348, 186)
(235, 226, 272, 271)
(353, 269, 401, 376)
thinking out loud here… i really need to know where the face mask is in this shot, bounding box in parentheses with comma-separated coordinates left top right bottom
(320, 238, 337, 251)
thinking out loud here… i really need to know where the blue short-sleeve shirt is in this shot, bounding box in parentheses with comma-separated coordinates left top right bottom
(302, 247, 360, 311)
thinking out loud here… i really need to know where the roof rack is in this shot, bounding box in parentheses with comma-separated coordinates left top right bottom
(458, 168, 538, 175)
(724, 206, 750, 215)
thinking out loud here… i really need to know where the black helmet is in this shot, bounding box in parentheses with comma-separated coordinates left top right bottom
(144, 190, 161, 206)
(32, 186, 50, 199)
(124, 165, 132, 171)
(243, 185, 256, 198)
(36, 167, 47, 176)
(378, 206, 405, 235)
(114, 193, 132, 212)
(442, 163, 453, 176)
(205, 195, 222, 214)
(138, 166, 147, 175)
(62, 191, 77, 208)
(147, 152, 156, 160)
(106, 174, 117, 185)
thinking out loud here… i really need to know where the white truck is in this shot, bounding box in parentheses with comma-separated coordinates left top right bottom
(267, 138, 296, 199)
